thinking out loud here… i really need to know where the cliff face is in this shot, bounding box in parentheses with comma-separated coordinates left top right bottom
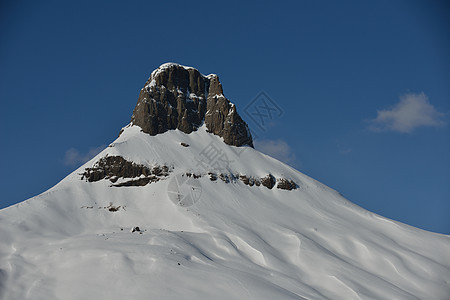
(130, 63, 253, 147)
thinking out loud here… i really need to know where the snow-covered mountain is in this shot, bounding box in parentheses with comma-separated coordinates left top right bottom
(0, 63, 449, 300)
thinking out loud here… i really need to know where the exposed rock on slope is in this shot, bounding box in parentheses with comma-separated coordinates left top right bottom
(276, 178, 297, 190)
(81, 155, 170, 186)
(130, 63, 253, 147)
(261, 174, 276, 189)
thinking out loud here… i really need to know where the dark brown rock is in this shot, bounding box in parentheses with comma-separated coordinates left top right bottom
(239, 174, 260, 187)
(240, 175, 250, 185)
(107, 203, 121, 212)
(219, 173, 230, 183)
(112, 177, 157, 187)
(81, 155, 170, 187)
(261, 174, 276, 189)
(82, 156, 149, 182)
(205, 93, 253, 148)
(277, 178, 297, 190)
(130, 64, 207, 136)
(130, 63, 253, 147)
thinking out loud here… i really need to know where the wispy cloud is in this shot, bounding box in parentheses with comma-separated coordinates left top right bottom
(336, 141, 352, 155)
(64, 145, 106, 167)
(254, 139, 298, 166)
(368, 93, 446, 133)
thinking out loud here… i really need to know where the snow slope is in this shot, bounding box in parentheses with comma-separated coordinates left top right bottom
(0, 125, 449, 299)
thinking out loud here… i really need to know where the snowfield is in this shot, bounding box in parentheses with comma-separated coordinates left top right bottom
(0, 125, 449, 299)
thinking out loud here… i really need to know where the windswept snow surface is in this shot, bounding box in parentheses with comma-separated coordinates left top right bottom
(0, 125, 449, 299)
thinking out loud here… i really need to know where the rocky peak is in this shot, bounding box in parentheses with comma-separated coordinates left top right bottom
(130, 63, 253, 147)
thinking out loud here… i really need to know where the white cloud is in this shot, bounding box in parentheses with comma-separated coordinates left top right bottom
(254, 139, 297, 166)
(64, 145, 105, 167)
(369, 93, 446, 133)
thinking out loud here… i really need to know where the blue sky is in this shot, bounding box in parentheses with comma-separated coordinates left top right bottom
(0, 0, 449, 234)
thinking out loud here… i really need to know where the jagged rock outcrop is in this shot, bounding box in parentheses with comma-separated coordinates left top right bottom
(81, 155, 170, 186)
(130, 63, 253, 147)
(261, 174, 276, 189)
(276, 178, 297, 190)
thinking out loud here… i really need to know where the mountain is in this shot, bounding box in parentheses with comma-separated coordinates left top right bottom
(0, 63, 449, 300)
(130, 63, 253, 147)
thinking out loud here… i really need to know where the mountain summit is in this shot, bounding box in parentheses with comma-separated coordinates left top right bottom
(0, 64, 449, 300)
(131, 63, 253, 147)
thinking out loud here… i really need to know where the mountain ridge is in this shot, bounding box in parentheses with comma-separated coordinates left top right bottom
(0, 64, 449, 300)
